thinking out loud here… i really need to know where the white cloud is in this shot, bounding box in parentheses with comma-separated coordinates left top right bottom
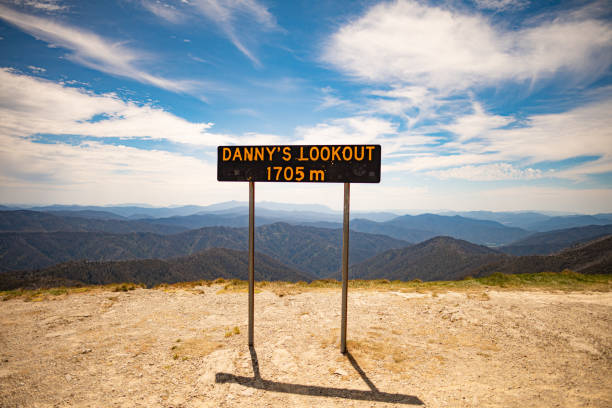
(385, 98, 612, 178)
(388, 100, 612, 177)
(0, 5, 196, 93)
(554, 157, 612, 181)
(0, 68, 225, 145)
(0, 134, 241, 206)
(427, 163, 545, 181)
(294, 116, 397, 145)
(323, 1, 612, 90)
(0, 69, 272, 205)
(483, 100, 612, 164)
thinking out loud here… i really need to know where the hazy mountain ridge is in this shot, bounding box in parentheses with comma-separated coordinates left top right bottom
(0, 210, 186, 235)
(526, 215, 612, 232)
(500, 224, 612, 255)
(439, 211, 552, 229)
(0, 248, 312, 290)
(351, 214, 529, 246)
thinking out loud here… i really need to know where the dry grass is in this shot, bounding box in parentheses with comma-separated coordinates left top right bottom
(2, 270, 609, 302)
(217, 271, 612, 294)
(170, 336, 223, 361)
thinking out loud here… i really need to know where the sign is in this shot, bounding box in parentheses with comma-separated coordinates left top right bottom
(217, 145, 381, 183)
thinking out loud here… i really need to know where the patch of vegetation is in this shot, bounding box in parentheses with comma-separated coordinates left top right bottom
(217, 279, 262, 294)
(112, 283, 144, 292)
(224, 326, 240, 337)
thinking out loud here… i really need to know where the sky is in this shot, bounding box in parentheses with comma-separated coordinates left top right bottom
(0, 0, 611, 213)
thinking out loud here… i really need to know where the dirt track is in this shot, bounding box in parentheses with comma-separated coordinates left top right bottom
(1, 286, 611, 407)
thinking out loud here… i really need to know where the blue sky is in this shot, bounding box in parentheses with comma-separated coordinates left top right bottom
(0, 0, 611, 212)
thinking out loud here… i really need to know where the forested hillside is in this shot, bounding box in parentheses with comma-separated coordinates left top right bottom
(0, 248, 312, 290)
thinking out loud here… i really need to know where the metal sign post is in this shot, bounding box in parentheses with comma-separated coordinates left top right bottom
(340, 182, 350, 354)
(248, 180, 255, 346)
(217, 144, 380, 353)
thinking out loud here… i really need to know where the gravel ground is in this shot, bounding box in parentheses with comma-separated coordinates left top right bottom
(1, 285, 611, 407)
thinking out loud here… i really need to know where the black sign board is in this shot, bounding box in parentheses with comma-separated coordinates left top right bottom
(217, 145, 381, 183)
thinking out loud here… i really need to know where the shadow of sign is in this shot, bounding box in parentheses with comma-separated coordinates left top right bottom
(215, 346, 424, 405)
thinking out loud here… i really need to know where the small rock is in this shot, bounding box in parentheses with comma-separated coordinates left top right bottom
(334, 368, 348, 376)
(65, 374, 72, 382)
(240, 388, 255, 396)
(81, 348, 92, 354)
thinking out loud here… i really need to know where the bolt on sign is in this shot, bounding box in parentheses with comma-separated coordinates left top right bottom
(217, 145, 381, 183)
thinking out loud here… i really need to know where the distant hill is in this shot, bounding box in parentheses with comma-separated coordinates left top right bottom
(345, 236, 506, 281)
(526, 215, 612, 232)
(143, 213, 278, 229)
(348, 235, 612, 282)
(473, 236, 612, 276)
(0, 223, 408, 277)
(0, 248, 313, 290)
(46, 210, 126, 220)
(351, 214, 529, 246)
(439, 211, 552, 230)
(0, 210, 186, 235)
(501, 225, 612, 255)
(28, 205, 208, 219)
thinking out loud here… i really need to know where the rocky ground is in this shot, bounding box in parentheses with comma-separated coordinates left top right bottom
(0, 284, 611, 407)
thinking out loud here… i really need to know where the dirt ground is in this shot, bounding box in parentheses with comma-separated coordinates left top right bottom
(0, 285, 611, 407)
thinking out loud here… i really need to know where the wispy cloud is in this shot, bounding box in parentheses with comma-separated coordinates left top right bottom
(0, 68, 223, 145)
(142, 0, 280, 66)
(427, 163, 546, 181)
(472, 0, 528, 11)
(190, 0, 279, 66)
(11, 0, 67, 12)
(316, 87, 350, 111)
(0, 4, 196, 93)
(384, 98, 612, 180)
(140, 0, 183, 24)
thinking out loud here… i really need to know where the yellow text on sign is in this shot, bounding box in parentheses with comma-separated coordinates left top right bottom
(221, 146, 376, 163)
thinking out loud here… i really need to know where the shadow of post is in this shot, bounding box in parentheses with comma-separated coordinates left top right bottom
(215, 346, 424, 405)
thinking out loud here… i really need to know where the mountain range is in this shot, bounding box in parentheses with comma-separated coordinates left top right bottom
(344, 235, 611, 282)
(6, 202, 612, 233)
(0, 204, 610, 289)
(473, 235, 612, 277)
(0, 222, 408, 277)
